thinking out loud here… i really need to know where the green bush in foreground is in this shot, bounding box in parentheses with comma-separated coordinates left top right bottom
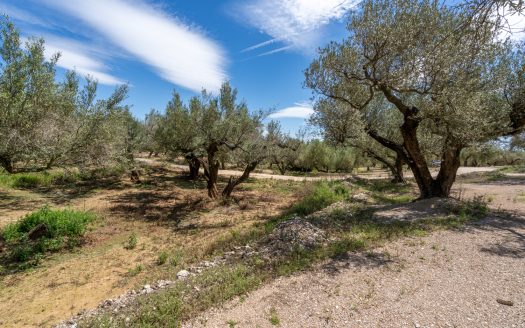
(1, 207, 95, 264)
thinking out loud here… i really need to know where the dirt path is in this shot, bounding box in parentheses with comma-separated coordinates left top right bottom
(184, 179, 525, 328)
(138, 158, 499, 182)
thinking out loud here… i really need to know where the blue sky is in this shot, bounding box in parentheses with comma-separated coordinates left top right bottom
(0, 0, 358, 135)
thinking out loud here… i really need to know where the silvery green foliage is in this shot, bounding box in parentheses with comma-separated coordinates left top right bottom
(0, 18, 131, 172)
(156, 82, 264, 197)
(306, 0, 519, 144)
(305, 0, 524, 196)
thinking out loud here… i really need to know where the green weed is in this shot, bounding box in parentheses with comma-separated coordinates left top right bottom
(1, 206, 94, 265)
(157, 251, 168, 265)
(124, 232, 138, 250)
(269, 307, 280, 326)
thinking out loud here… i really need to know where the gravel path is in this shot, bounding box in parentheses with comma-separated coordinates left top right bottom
(184, 181, 525, 328)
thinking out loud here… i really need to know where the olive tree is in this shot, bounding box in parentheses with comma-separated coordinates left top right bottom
(158, 83, 265, 198)
(0, 18, 131, 172)
(266, 120, 301, 175)
(190, 83, 262, 198)
(142, 109, 163, 157)
(43, 75, 131, 169)
(305, 0, 525, 198)
(157, 91, 203, 179)
(311, 98, 407, 182)
(0, 19, 58, 172)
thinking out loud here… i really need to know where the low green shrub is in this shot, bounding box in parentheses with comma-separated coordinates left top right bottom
(289, 181, 350, 216)
(1, 206, 94, 264)
(0, 165, 126, 190)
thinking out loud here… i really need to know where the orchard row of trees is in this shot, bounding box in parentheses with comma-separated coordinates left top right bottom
(0, 18, 136, 173)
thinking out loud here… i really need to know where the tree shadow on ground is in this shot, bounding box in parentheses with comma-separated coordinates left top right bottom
(321, 251, 396, 275)
(472, 214, 525, 258)
(40, 178, 126, 205)
(0, 191, 42, 214)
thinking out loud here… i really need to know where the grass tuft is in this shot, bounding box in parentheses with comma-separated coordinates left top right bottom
(269, 307, 280, 326)
(288, 181, 351, 216)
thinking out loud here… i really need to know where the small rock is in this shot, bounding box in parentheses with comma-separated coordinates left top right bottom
(177, 270, 191, 280)
(352, 193, 369, 202)
(142, 284, 154, 294)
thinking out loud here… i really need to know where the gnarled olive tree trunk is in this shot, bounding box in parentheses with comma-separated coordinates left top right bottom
(0, 155, 14, 173)
(202, 143, 220, 199)
(222, 161, 258, 198)
(185, 155, 200, 180)
(368, 101, 463, 199)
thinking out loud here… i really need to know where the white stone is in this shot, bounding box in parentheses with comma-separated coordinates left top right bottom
(177, 270, 191, 280)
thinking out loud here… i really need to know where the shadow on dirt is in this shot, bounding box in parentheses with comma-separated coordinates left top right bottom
(475, 215, 525, 259)
(322, 251, 396, 275)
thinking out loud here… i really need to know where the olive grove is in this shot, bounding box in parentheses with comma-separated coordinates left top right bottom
(155, 83, 269, 198)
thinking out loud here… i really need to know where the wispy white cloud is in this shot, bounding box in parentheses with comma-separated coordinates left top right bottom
(44, 0, 228, 93)
(241, 39, 278, 53)
(20, 35, 125, 85)
(0, 3, 51, 28)
(43, 38, 125, 85)
(258, 45, 293, 57)
(269, 102, 314, 119)
(237, 0, 358, 55)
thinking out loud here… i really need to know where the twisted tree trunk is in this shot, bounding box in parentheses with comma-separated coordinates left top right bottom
(0, 155, 14, 173)
(202, 143, 220, 199)
(392, 154, 405, 183)
(186, 155, 200, 180)
(222, 161, 259, 198)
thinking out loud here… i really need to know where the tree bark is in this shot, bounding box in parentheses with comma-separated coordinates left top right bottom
(186, 155, 200, 180)
(0, 155, 14, 173)
(222, 161, 259, 198)
(430, 144, 463, 197)
(392, 154, 405, 183)
(46, 156, 58, 170)
(202, 143, 220, 199)
(367, 109, 462, 198)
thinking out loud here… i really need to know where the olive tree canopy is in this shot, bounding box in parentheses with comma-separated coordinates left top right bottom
(305, 0, 525, 198)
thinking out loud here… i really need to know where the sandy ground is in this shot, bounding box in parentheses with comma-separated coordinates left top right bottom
(0, 168, 297, 327)
(138, 158, 499, 182)
(184, 176, 525, 328)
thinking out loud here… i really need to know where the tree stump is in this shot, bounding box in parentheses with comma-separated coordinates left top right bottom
(130, 169, 142, 183)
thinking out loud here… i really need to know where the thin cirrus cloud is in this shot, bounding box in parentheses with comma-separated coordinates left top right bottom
(44, 0, 228, 93)
(238, 0, 358, 56)
(269, 103, 314, 119)
(43, 38, 126, 86)
(0, 3, 51, 28)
